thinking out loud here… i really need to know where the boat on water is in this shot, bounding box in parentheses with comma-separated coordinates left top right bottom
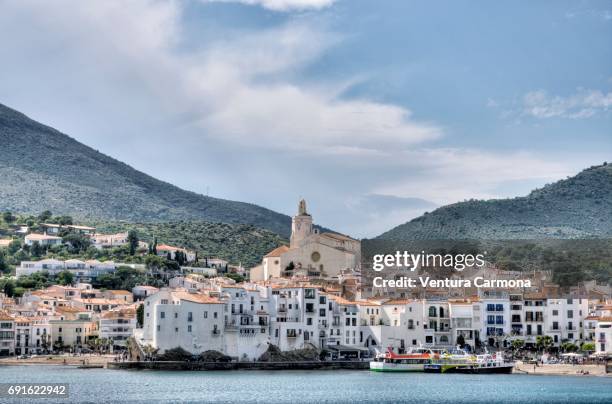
(369, 347, 436, 372)
(424, 348, 514, 374)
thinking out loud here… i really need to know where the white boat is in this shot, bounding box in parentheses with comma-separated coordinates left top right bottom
(424, 348, 514, 374)
(369, 347, 435, 372)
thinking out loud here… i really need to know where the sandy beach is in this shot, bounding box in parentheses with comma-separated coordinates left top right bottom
(514, 361, 610, 376)
(0, 354, 114, 367)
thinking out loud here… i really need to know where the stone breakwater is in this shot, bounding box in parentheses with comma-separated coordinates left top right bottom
(108, 361, 370, 371)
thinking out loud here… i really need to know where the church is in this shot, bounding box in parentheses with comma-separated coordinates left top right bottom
(249, 200, 361, 281)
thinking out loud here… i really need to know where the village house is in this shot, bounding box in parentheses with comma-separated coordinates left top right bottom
(24, 233, 63, 247)
(99, 308, 137, 351)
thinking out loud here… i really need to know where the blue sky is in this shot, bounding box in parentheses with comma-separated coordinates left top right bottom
(0, 0, 610, 237)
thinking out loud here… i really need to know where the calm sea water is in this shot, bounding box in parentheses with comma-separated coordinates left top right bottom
(1, 365, 611, 403)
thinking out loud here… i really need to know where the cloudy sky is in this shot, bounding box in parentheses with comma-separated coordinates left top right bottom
(1, 0, 611, 237)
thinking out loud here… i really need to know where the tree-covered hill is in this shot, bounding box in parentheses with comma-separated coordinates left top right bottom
(0, 103, 291, 237)
(93, 220, 286, 268)
(379, 163, 612, 240)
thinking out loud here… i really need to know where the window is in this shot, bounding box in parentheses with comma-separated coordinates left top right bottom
(567, 310, 573, 319)
(157, 325, 160, 332)
(188, 312, 193, 322)
(204, 311, 208, 319)
(214, 312, 218, 319)
(319, 309, 326, 317)
(428, 306, 437, 317)
(495, 304, 503, 312)
(319, 296, 326, 304)
(487, 304, 495, 312)
(188, 325, 192, 333)
(425, 336, 433, 343)
(552, 321, 559, 330)
(305, 289, 315, 299)
(552, 310, 558, 316)
(496, 315, 503, 325)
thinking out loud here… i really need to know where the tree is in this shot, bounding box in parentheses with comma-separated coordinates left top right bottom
(136, 304, 144, 328)
(31, 241, 44, 258)
(561, 342, 578, 352)
(56, 270, 74, 286)
(152, 238, 157, 255)
(2, 280, 15, 297)
(535, 335, 553, 353)
(580, 342, 595, 352)
(0, 251, 8, 274)
(56, 215, 73, 225)
(62, 232, 91, 253)
(38, 210, 53, 222)
(127, 230, 139, 256)
(511, 339, 525, 351)
(2, 211, 15, 224)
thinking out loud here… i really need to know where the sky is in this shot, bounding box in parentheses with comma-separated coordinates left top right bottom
(0, 0, 611, 238)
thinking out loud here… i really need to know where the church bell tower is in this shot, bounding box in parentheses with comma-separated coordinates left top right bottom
(290, 199, 313, 248)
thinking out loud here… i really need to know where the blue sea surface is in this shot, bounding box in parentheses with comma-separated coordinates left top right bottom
(1, 365, 611, 403)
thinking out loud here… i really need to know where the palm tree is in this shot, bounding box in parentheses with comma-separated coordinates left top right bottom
(535, 335, 553, 353)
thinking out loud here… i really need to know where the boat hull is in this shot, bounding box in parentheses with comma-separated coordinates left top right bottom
(369, 361, 425, 372)
(424, 363, 514, 374)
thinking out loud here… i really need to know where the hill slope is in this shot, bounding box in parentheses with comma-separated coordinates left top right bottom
(379, 163, 612, 239)
(0, 103, 291, 236)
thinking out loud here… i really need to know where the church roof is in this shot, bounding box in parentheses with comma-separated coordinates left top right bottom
(321, 232, 357, 242)
(264, 245, 290, 258)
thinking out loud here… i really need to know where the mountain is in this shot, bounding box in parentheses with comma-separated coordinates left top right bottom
(0, 103, 291, 236)
(379, 163, 612, 240)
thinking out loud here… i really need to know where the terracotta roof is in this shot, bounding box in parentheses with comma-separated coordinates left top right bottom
(329, 296, 356, 306)
(384, 299, 411, 305)
(173, 291, 223, 305)
(25, 233, 62, 240)
(101, 308, 136, 319)
(321, 232, 358, 242)
(0, 311, 14, 321)
(264, 245, 290, 258)
(107, 290, 132, 295)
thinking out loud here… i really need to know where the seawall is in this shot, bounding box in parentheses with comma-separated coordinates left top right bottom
(108, 361, 369, 371)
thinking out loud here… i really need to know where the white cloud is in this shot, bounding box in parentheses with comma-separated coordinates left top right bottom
(203, 0, 336, 12)
(0, 0, 599, 237)
(523, 89, 612, 119)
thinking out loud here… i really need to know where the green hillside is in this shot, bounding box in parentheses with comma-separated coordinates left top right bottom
(0, 103, 291, 236)
(379, 163, 612, 240)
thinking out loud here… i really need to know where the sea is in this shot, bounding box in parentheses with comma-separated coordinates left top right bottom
(0, 365, 610, 403)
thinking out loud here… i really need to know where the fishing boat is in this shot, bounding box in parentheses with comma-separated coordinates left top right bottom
(369, 347, 436, 372)
(424, 348, 514, 374)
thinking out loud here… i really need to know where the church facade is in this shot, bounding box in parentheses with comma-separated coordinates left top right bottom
(250, 200, 360, 281)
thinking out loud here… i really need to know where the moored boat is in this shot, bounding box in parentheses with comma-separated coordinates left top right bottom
(424, 349, 514, 374)
(369, 347, 435, 372)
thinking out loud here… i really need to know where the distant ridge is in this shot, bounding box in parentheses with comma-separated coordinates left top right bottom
(0, 103, 291, 236)
(378, 163, 612, 240)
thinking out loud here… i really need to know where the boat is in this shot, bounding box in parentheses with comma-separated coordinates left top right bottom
(424, 348, 514, 374)
(369, 347, 436, 372)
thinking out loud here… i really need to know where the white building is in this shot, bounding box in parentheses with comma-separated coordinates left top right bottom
(24, 233, 62, 247)
(595, 317, 612, 354)
(139, 289, 224, 355)
(99, 308, 137, 350)
(16, 259, 116, 281)
(14, 317, 51, 355)
(545, 298, 588, 346)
